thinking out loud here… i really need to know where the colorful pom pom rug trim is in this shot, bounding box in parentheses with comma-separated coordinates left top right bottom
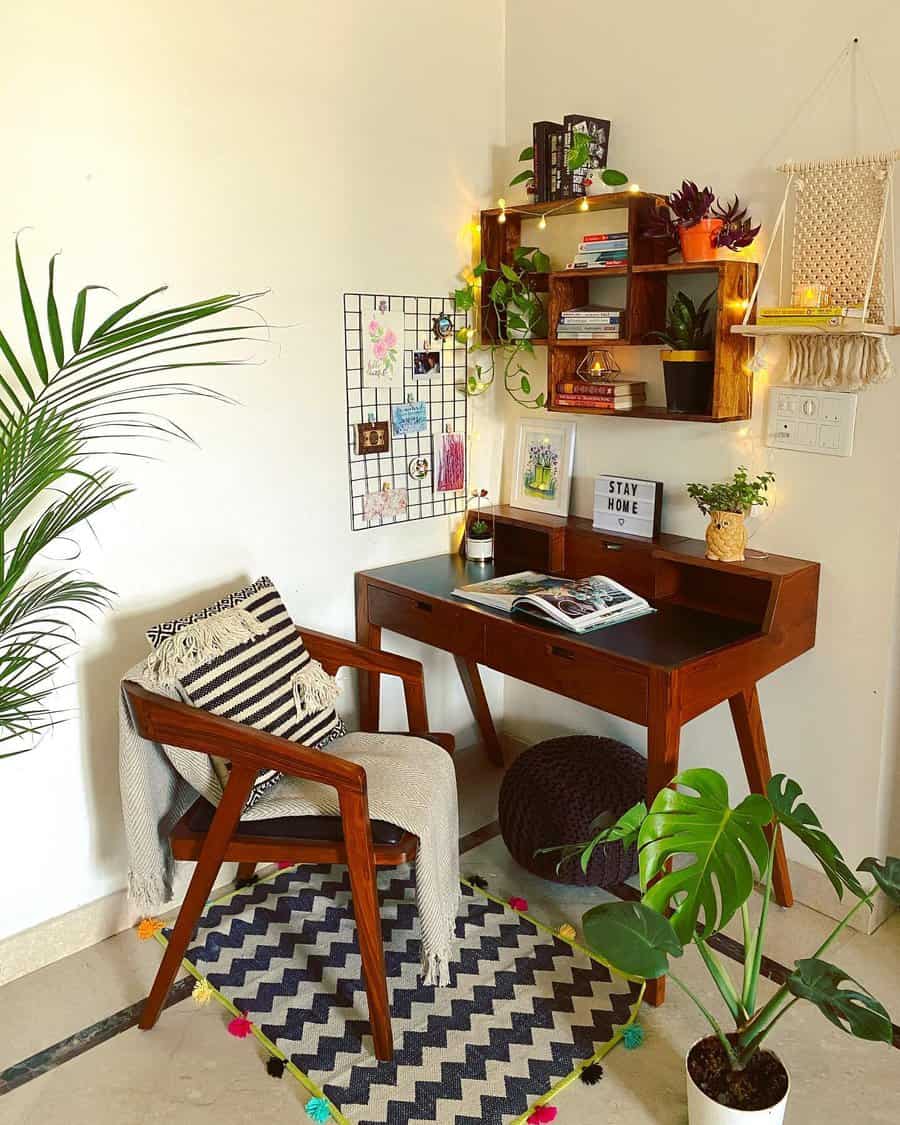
(147, 869, 644, 1125)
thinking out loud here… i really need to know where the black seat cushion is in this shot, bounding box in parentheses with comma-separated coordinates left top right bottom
(185, 797, 406, 846)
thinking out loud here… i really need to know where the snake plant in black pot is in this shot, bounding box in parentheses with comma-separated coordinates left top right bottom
(646, 290, 716, 415)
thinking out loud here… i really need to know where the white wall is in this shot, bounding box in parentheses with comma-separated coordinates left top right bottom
(501, 3, 900, 869)
(0, 0, 506, 949)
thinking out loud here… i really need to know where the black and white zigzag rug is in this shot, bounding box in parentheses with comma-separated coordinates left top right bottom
(159, 863, 642, 1124)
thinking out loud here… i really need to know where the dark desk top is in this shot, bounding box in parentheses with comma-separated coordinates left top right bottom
(360, 554, 763, 670)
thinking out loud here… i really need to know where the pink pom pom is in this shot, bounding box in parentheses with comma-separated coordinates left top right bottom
(527, 1106, 558, 1123)
(227, 1015, 253, 1038)
(508, 896, 529, 912)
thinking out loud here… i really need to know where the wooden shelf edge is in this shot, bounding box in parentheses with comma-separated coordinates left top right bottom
(481, 190, 664, 218)
(731, 323, 900, 337)
(550, 338, 631, 348)
(546, 403, 746, 422)
(549, 267, 629, 279)
(632, 260, 756, 274)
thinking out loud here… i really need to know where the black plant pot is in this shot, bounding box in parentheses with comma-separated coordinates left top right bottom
(661, 350, 714, 414)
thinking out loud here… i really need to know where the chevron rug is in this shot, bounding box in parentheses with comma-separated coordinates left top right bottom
(158, 863, 642, 1124)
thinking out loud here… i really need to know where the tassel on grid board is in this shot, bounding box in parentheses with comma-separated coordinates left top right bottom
(437, 432, 464, 491)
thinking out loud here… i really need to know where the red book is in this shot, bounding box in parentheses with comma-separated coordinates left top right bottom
(581, 232, 628, 243)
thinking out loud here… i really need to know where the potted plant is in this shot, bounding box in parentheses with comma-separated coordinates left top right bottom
(492, 245, 549, 341)
(508, 139, 629, 198)
(646, 181, 760, 262)
(686, 466, 775, 562)
(576, 769, 898, 1123)
(646, 290, 716, 415)
(465, 488, 493, 563)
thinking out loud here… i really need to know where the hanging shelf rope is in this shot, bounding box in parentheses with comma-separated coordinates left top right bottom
(731, 42, 899, 390)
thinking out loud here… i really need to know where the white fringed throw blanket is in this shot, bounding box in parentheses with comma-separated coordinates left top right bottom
(118, 659, 460, 984)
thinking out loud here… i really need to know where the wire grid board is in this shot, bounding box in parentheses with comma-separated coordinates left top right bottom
(344, 293, 467, 531)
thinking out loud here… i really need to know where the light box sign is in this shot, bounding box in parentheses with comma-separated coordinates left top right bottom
(593, 475, 663, 539)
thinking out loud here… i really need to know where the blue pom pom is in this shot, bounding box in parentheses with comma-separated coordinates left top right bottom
(305, 1098, 331, 1122)
(622, 1022, 644, 1049)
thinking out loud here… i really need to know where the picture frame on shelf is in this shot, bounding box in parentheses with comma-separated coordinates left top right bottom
(510, 419, 576, 517)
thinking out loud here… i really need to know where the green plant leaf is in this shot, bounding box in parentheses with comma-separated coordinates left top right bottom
(490, 277, 508, 303)
(535, 391, 545, 407)
(566, 131, 591, 172)
(582, 900, 683, 979)
(467, 374, 478, 393)
(506, 313, 527, 331)
(640, 768, 772, 943)
(0, 327, 34, 404)
(857, 856, 900, 904)
(15, 237, 48, 384)
(787, 958, 893, 1042)
(87, 285, 167, 344)
(601, 168, 629, 186)
(509, 170, 534, 187)
(71, 285, 107, 352)
(518, 145, 534, 161)
(454, 287, 475, 311)
(520, 374, 531, 395)
(768, 775, 866, 900)
(533, 250, 551, 274)
(473, 259, 488, 277)
(46, 254, 65, 368)
(500, 262, 520, 283)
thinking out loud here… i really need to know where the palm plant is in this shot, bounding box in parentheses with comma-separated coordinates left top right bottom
(0, 237, 265, 754)
(575, 769, 897, 1100)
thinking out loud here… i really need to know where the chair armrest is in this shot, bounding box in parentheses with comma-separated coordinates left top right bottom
(123, 680, 366, 794)
(300, 627, 424, 684)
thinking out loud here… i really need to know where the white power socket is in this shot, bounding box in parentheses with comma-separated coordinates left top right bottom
(765, 386, 857, 457)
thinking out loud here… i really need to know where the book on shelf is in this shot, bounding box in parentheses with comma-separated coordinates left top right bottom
(557, 380, 644, 396)
(581, 232, 628, 243)
(757, 314, 844, 327)
(577, 240, 628, 253)
(559, 306, 621, 322)
(557, 396, 640, 410)
(452, 569, 653, 634)
(574, 245, 628, 257)
(565, 259, 628, 270)
(556, 331, 621, 339)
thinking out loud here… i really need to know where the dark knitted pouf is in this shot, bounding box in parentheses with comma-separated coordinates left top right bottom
(498, 735, 647, 887)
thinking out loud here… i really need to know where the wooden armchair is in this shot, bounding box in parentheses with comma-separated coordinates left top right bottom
(123, 627, 453, 1061)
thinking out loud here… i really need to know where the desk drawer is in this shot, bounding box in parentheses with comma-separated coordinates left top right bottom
(566, 527, 655, 598)
(367, 586, 483, 658)
(484, 620, 648, 724)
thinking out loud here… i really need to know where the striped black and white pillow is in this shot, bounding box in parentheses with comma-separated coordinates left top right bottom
(146, 577, 346, 808)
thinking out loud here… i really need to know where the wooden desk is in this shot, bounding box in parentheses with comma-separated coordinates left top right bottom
(355, 507, 820, 1004)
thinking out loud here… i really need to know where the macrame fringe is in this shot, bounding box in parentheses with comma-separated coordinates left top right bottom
(291, 659, 340, 718)
(422, 948, 451, 987)
(786, 333, 894, 390)
(146, 607, 267, 681)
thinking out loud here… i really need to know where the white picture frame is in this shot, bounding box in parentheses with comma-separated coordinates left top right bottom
(510, 419, 576, 517)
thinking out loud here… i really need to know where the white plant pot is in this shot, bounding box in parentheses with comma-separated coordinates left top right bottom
(466, 536, 493, 563)
(686, 1041, 789, 1125)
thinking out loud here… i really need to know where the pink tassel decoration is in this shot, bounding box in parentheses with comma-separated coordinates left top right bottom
(436, 431, 465, 492)
(508, 896, 529, 912)
(527, 1106, 558, 1123)
(227, 1015, 253, 1038)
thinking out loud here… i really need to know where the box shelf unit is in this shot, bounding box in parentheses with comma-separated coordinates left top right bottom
(479, 193, 758, 423)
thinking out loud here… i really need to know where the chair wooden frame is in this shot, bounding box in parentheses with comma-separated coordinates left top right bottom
(123, 627, 453, 1061)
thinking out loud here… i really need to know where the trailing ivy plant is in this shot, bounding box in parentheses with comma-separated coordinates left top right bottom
(0, 237, 265, 754)
(454, 246, 550, 409)
(509, 138, 629, 194)
(575, 769, 897, 1074)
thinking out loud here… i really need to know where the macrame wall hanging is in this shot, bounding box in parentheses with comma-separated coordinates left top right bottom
(735, 40, 899, 391)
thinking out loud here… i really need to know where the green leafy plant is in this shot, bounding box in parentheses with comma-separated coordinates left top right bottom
(645, 290, 715, 351)
(467, 488, 491, 540)
(577, 769, 897, 1081)
(0, 238, 265, 754)
(687, 466, 775, 516)
(509, 138, 628, 194)
(454, 247, 550, 409)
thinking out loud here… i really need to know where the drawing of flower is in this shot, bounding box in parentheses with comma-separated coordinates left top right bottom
(383, 328, 397, 349)
(368, 319, 379, 335)
(373, 338, 387, 360)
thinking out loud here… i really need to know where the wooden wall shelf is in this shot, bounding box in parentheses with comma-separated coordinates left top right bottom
(480, 194, 758, 423)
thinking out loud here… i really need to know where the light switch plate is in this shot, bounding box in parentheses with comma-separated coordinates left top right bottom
(765, 386, 857, 457)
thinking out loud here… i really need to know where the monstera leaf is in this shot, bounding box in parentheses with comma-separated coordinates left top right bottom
(582, 900, 683, 980)
(768, 775, 866, 900)
(858, 856, 900, 904)
(640, 769, 772, 943)
(787, 958, 893, 1043)
(579, 801, 648, 874)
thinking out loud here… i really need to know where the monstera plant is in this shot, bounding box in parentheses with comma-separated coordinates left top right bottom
(578, 769, 897, 1122)
(0, 237, 265, 754)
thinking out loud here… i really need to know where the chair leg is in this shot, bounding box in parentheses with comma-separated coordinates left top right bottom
(236, 862, 257, 882)
(341, 789, 393, 1061)
(139, 767, 255, 1031)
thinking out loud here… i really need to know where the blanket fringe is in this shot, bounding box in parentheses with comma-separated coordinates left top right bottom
(146, 608, 267, 681)
(128, 868, 172, 913)
(422, 948, 452, 987)
(291, 659, 340, 717)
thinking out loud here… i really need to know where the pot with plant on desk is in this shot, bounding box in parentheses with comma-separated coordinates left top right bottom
(646, 290, 717, 415)
(465, 488, 494, 563)
(686, 467, 775, 563)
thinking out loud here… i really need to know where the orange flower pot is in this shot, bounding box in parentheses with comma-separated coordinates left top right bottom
(679, 218, 724, 262)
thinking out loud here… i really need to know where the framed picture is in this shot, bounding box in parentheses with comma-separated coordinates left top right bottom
(355, 419, 390, 455)
(412, 349, 441, 380)
(362, 307, 404, 389)
(510, 419, 576, 517)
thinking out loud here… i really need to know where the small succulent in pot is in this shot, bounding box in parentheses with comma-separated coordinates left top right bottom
(686, 466, 775, 562)
(646, 180, 760, 260)
(645, 291, 716, 415)
(466, 489, 494, 561)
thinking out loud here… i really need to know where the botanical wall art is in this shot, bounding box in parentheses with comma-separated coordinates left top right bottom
(436, 431, 465, 492)
(363, 484, 408, 522)
(362, 307, 404, 388)
(510, 419, 576, 517)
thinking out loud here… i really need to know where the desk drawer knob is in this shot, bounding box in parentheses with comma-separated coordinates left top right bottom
(414, 600, 433, 613)
(549, 644, 575, 660)
(602, 542, 623, 551)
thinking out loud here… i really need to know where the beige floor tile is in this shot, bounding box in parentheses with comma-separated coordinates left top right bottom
(455, 743, 504, 836)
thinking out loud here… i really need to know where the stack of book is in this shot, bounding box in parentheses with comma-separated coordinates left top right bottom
(565, 232, 629, 270)
(556, 305, 623, 340)
(757, 305, 865, 328)
(555, 380, 646, 411)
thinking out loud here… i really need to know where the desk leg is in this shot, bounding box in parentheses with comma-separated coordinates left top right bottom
(644, 670, 683, 1008)
(454, 657, 505, 767)
(355, 577, 381, 733)
(729, 686, 793, 909)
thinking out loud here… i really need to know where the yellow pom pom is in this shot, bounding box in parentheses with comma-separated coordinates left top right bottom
(192, 978, 215, 1006)
(558, 923, 577, 942)
(137, 917, 165, 941)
